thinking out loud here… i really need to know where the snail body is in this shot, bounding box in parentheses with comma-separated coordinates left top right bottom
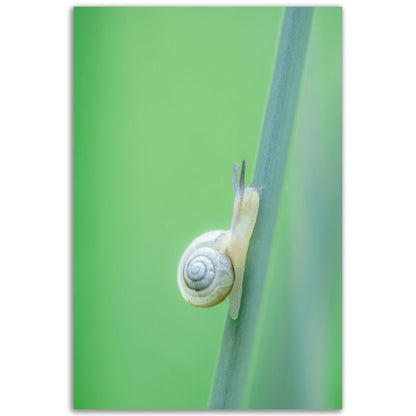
(177, 160, 260, 320)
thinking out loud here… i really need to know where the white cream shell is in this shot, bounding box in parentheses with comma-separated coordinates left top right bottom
(177, 231, 234, 308)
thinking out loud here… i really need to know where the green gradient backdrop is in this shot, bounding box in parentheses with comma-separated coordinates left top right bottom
(74, 7, 342, 409)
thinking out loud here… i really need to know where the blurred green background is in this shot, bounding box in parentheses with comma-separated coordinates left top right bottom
(74, 7, 342, 409)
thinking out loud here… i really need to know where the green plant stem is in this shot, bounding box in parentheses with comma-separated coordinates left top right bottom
(209, 7, 313, 409)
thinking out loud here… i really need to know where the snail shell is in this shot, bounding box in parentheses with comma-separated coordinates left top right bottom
(177, 160, 260, 319)
(178, 231, 234, 308)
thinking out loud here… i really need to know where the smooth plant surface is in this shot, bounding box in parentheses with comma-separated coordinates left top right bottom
(210, 7, 314, 409)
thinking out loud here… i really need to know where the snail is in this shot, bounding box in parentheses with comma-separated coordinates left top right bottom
(177, 160, 260, 320)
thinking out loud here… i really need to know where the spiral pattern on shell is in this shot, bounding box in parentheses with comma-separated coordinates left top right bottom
(185, 254, 215, 290)
(177, 232, 235, 308)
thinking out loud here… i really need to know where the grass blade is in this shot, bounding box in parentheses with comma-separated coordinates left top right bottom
(209, 7, 313, 409)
